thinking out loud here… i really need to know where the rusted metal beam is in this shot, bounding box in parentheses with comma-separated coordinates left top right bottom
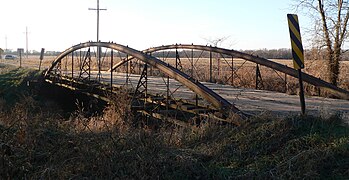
(45, 42, 244, 117)
(108, 44, 349, 100)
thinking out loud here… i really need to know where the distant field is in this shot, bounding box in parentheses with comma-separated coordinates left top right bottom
(0, 55, 56, 70)
(2, 55, 349, 94)
(0, 55, 341, 72)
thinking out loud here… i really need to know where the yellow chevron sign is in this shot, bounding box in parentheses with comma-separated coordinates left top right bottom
(287, 14, 304, 69)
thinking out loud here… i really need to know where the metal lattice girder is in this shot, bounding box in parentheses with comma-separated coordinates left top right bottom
(175, 48, 183, 70)
(109, 44, 349, 100)
(54, 61, 62, 76)
(256, 64, 264, 90)
(45, 42, 242, 117)
(79, 48, 91, 81)
(133, 64, 148, 99)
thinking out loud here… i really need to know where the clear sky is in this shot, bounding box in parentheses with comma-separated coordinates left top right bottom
(0, 0, 304, 52)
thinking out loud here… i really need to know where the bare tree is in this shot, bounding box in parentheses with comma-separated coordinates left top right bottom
(204, 36, 231, 47)
(297, 0, 349, 86)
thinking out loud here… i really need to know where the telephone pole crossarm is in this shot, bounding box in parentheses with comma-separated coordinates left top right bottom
(88, 0, 107, 43)
(88, 0, 107, 81)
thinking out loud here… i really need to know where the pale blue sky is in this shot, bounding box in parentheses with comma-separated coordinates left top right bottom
(0, 0, 305, 52)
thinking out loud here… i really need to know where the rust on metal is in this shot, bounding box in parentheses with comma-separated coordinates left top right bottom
(45, 42, 244, 118)
(109, 44, 349, 100)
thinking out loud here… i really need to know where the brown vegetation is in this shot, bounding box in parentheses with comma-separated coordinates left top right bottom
(0, 64, 348, 179)
(1, 95, 348, 179)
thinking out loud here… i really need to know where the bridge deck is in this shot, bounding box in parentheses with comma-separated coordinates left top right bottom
(70, 71, 349, 119)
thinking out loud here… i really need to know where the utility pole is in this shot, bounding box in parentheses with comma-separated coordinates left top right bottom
(89, 0, 107, 81)
(5, 35, 7, 52)
(25, 26, 29, 58)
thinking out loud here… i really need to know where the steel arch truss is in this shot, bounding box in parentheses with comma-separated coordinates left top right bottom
(45, 42, 244, 123)
(109, 44, 349, 100)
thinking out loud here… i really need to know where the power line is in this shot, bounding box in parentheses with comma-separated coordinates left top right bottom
(23, 26, 30, 58)
(26, 27, 29, 58)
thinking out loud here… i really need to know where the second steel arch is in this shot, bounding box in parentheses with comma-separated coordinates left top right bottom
(109, 44, 349, 100)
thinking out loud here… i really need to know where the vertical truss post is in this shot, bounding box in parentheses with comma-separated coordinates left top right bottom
(191, 45, 194, 78)
(111, 49, 113, 93)
(129, 60, 134, 75)
(217, 55, 221, 80)
(133, 63, 148, 103)
(175, 47, 178, 69)
(195, 79, 199, 106)
(89, 52, 91, 82)
(284, 68, 287, 93)
(56, 61, 62, 77)
(79, 48, 91, 82)
(209, 46, 212, 82)
(72, 52, 74, 80)
(145, 64, 148, 98)
(126, 53, 129, 86)
(175, 47, 183, 70)
(131, 61, 135, 73)
(79, 49, 82, 67)
(149, 52, 153, 76)
(231, 56, 234, 86)
(97, 46, 102, 82)
(166, 73, 170, 117)
(138, 60, 141, 74)
(255, 64, 263, 90)
(64, 56, 68, 76)
(256, 64, 260, 89)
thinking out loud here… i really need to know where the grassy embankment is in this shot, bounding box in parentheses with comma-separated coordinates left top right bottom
(0, 65, 348, 179)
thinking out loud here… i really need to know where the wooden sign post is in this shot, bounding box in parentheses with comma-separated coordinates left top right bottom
(17, 48, 24, 68)
(287, 14, 306, 115)
(39, 48, 45, 71)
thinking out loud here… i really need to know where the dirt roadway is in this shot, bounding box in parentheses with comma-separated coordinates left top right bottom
(92, 71, 349, 121)
(203, 82, 349, 119)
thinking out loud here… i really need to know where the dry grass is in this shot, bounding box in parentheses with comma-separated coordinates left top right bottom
(0, 55, 56, 69)
(1, 96, 348, 179)
(0, 66, 348, 179)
